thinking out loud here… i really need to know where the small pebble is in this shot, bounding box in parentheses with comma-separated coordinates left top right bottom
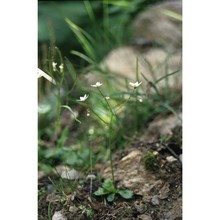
(47, 184, 54, 191)
(138, 214, 152, 220)
(69, 206, 78, 214)
(166, 156, 177, 163)
(46, 193, 61, 203)
(61, 169, 79, 180)
(153, 151, 159, 156)
(52, 211, 67, 220)
(151, 195, 160, 205)
(134, 201, 147, 214)
(71, 192, 76, 201)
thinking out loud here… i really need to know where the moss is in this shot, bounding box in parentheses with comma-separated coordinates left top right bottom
(143, 152, 159, 171)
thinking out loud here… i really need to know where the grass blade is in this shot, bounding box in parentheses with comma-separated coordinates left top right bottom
(65, 18, 96, 61)
(70, 50, 95, 65)
(161, 9, 182, 21)
(61, 105, 81, 124)
(154, 70, 180, 85)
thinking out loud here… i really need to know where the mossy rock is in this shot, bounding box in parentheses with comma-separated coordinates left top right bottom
(143, 152, 159, 171)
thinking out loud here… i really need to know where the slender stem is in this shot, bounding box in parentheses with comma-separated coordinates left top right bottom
(88, 106, 108, 125)
(108, 114, 115, 186)
(89, 140, 93, 195)
(135, 89, 138, 131)
(114, 89, 136, 113)
(96, 87, 116, 185)
(48, 202, 52, 220)
(162, 103, 182, 122)
(55, 87, 61, 138)
(78, 102, 108, 125)
(97, 87, 115, 117)
(109, 148, 115, 186)
(61, 105, 81, 124)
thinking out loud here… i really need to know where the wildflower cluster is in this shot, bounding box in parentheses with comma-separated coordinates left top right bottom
(52, 62, 64, 73)
(77, 81, 142, 102)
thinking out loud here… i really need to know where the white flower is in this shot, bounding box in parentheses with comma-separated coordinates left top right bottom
(59, 64, 64, 73)
(129, 81, 142, 88)
(77, 94, 89, 102)
(52, 62, 57, 71)
(91, 82, 103, 88)
(105, 96, 110, 100)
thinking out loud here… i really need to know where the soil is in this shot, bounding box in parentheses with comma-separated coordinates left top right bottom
(38, 116, 182, 220)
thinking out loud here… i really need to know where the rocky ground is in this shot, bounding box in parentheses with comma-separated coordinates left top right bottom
(38, 114, 182, 220)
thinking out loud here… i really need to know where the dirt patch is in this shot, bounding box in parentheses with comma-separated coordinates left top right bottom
(102, 126, 182, 219)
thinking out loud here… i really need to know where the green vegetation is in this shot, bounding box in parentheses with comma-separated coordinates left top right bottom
(143, 152, 159, 171)
(38, 0, 181, 207)
(38, 0, 165, 66)
(79, 205, 94, 218)
(94, 178, 133, 202)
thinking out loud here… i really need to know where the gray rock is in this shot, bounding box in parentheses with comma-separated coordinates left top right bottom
(138, 214, 152, 220)
(151, 195, 160, 205)
(46, 193, 61, 203)
(166, 156, 177, 163)
(134, 201, 147, 214)
(52, 211, 67, 220)
(103, 150, 163, 197)
(83, 1, 182, 95)
(69, 205, 78, 214)
(70, 191, 77, 201)
(133, 1, 182, 51)
(61, 168, 79, 180)
(159, 182, 170, 199)
(140, 113, 182, 143)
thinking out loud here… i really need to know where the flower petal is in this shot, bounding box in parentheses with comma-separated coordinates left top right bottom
(129, 81, 142, 88)
(91, 82, 103, 87)
(77, 94, 89, 101)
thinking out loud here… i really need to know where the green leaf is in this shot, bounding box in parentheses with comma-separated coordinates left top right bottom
(107, 193, 115, 202)
(70, 50, 95, 65)
(94, 187, 110, 196)
(104, 0, 135, 7)
(118, 189, 133, 199)
(102, 179, 116, 192)
(154, 70, 180, 85)
(94, 187, 105, 196)
(65, 18, 96, 61)
(56, 127, 69, 148)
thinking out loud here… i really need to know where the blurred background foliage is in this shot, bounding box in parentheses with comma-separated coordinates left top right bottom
(38, 0, 180, 173)
(38, 0, 164, 67)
